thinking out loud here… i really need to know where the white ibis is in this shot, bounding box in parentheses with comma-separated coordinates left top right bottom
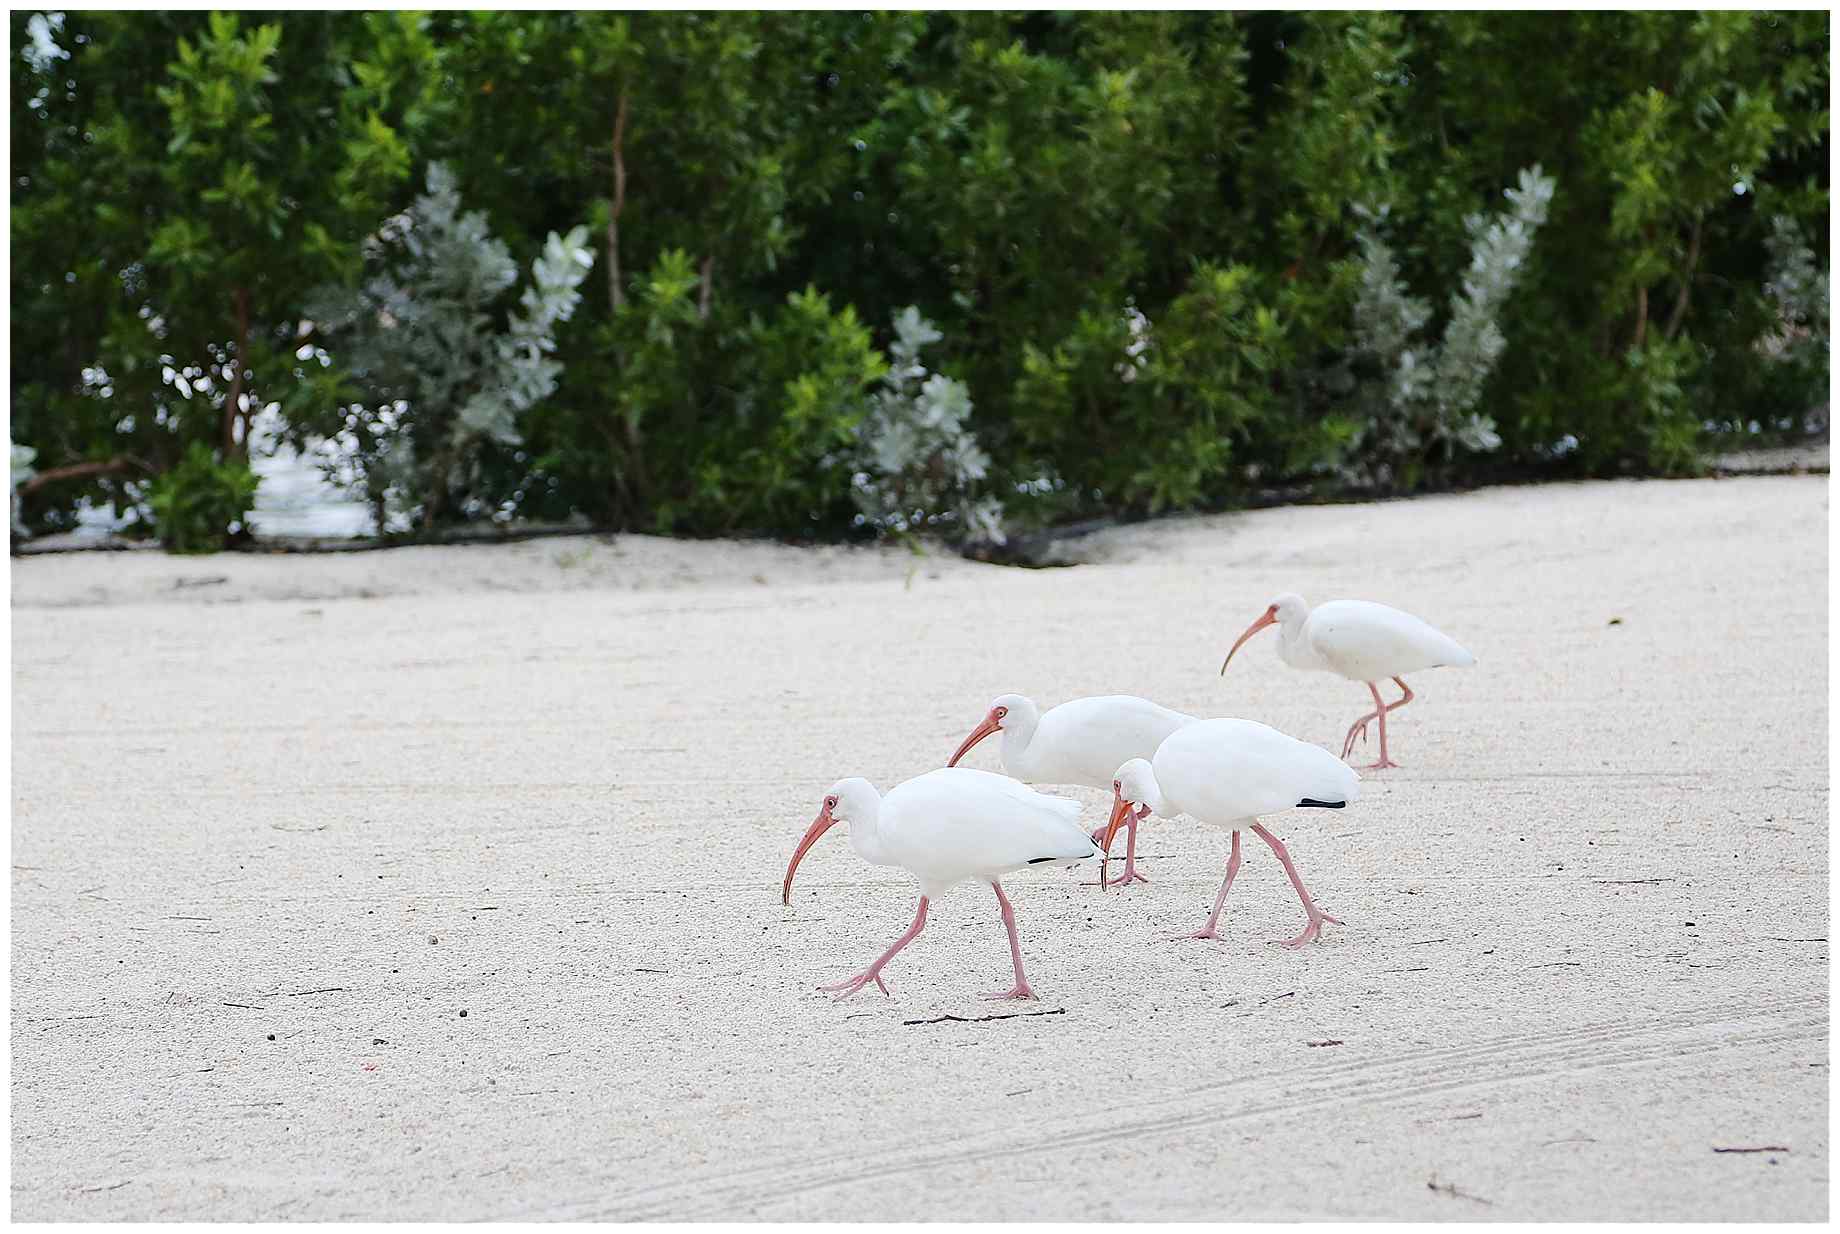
(781, 767, 1100, 1000)
(1220, 594, 1475, 769)
(1101, 718, 1360, 945)
(946, 693, 1197, 888)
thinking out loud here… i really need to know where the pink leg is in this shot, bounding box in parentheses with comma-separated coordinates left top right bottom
(1341, 689, 1382, 759)
(983, 882, 1036, 1000)
(1100, 805, 1151, 889)
(820, 896, 928, 999)
(1172, 830, 1241, 941)
(1250, 822, 1342, 946)
(1344, 679, 1413, 770)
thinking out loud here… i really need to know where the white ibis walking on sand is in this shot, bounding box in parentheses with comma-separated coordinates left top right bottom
(946, 693, 1197, 888)
(1101, 718, 1360, 946)
(781, 767, 1100, 1000)
(1220, 594, 1475, 770)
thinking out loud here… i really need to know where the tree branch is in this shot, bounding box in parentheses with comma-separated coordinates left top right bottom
(1664, 214, 1704, 341)
(608, 90, 628, 313)
(17, 457, 147, 499)
(1632, 284, 1648, 351)
(697, 254, 714, 320)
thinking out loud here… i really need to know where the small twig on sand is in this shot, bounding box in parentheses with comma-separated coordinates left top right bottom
(904, 1008, 1067, 1026)
(1713, 1145, 1790, 1154)
(1427, 1175, 1493, 1206)
(1306, 1039, 1344, 1048)
(286, 987, 348, 997)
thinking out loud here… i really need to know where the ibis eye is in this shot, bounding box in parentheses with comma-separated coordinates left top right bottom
(825, 796, 837, 810)
(995, 707, 1007, 718)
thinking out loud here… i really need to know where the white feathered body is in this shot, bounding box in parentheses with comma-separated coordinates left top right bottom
(1281, 600, 1476, 681)
(872, 768, 1099, 898)
(1003, 695, 1198, 788)
(1153, 718, 1361, 825)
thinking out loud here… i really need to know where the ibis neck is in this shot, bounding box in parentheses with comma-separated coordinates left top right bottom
(1276, 610, 1314, 669)
(999, 711, 1041, 775)
(846, 802, 896, 868)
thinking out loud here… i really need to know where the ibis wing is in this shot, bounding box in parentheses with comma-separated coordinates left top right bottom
(1156, 718, 1360, 819)
(1309, 600, 1475, 680)
(882, 768, 1097, 882)
(1038, 695, 1200, 785)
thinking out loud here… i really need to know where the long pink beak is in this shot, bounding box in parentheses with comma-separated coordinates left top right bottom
(1220, 606, 1278, 675)
(1098, 789, 1135, 855)
(947, 709, 1003, 768)
(781, 803, 836, 905)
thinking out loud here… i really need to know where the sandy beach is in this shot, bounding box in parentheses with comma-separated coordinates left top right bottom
(10, 474, 1828, 1220)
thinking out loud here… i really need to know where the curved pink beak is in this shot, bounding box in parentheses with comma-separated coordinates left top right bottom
(781, 802, 836, 905)
(947, 708, 1003, 768)
(1098, 788, 1135, 855)
(1220, 606, 1278, 675)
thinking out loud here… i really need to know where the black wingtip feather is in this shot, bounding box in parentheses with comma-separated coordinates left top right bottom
(1297, 798, 1346, 809)
(1027, 856, 1056, 864)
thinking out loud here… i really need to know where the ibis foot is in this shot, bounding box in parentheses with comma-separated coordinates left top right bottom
(1358, 757, 1400, 771)
(981, 983, 1037, 1001)
(1276, 909, 1343, 948)
(820, 970, 890, 999)
(1169, 927, 1223, 943)
(1101, 863, 1150, 890)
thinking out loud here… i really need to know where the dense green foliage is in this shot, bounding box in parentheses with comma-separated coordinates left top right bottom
(145, 439, 257, 552)
(12, 11, 1830, 550)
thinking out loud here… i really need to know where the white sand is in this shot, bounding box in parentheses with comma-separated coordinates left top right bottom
(11, 474, 1828, 1220)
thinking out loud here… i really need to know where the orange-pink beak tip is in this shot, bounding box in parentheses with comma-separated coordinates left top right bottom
(1221, 608, 1278, 676)
(781, 807, 835, 908)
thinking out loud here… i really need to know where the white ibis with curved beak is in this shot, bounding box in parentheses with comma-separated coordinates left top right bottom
(1101, 718, 1360, 945)
(781, 768, 1099, 1000)
(1220, 594, 1475, 769)
(946, 693, 1197, 889)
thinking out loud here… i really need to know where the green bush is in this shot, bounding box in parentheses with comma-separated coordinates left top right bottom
(10, 12, 1830, 545)
(1011, 264, 1294, 514)
(146, 442, 259, 553)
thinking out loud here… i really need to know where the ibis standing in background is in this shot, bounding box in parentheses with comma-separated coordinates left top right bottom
(946, 693, 1197, 888)
(1103, 718, 1361, 946)
(781, 768, 1099, 1000)
(1220, 593, 1475, 769)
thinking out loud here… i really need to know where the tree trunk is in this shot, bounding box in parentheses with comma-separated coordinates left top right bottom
(623, 415, 650, 514)
(422, 441, 456, 533)
(219, 287, 252, 458)
(697, 254, 715, 320)
(1664, 215, 1703, 341)
(608, 91, 629, 313)
(1631, 284, 1648, 351)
